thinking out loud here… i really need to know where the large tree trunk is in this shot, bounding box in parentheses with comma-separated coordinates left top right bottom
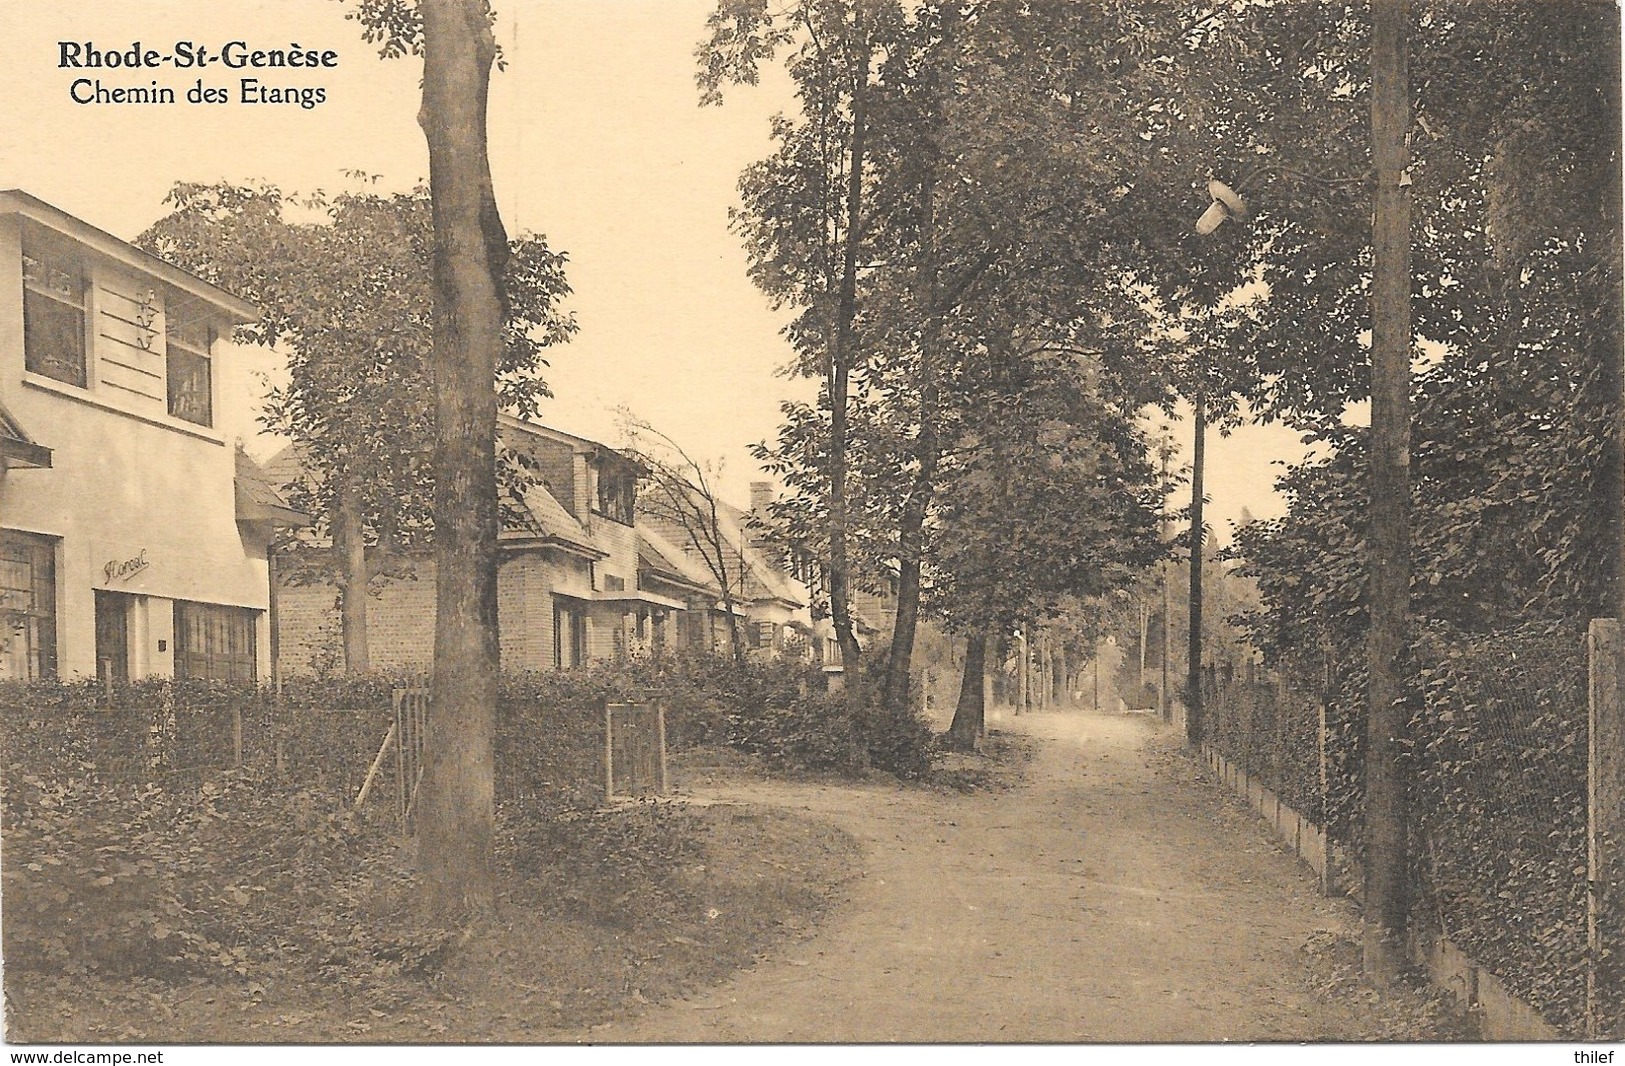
(333, 479, 370, 674)
(413, 0, 506, 919)
(1363, 0, 1414, 986)
(884, 167, 942, 721)
(946, 632, 986, 752)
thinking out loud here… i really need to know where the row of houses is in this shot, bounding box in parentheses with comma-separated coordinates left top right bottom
(267, 414, 854, 676)
(0, 190, 880, 686)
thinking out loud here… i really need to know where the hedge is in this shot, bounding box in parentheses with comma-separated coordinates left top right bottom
(1202, 622, 1613, 1037)
(0, 654, 935, 986)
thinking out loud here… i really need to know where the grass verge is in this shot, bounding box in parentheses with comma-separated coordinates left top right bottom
(3, 802, 860, 1044)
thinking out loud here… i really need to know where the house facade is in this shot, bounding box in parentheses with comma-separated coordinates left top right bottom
(273, 416, 690, 674)
(635, 477, 824, 664)
(0, 190, 295, 684)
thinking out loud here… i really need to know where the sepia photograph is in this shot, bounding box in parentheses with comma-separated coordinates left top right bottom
(0, 0, 1621, 1059)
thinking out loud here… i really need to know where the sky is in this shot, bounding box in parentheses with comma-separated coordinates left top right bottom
(0, 0, 1308, 538)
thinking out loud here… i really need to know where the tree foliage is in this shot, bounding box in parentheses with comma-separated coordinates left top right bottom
(140, 181, 574, 556)
(1231, 0, 1621, 666)
(930, 342, 1165, 637)
(139, 182, 575, 670)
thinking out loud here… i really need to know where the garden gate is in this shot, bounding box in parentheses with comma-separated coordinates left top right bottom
(603, 697, 667, 799)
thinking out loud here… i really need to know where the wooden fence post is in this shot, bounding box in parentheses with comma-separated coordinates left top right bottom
(656, 700, 669, 794)
(603, 699, 616, 801)
(1587, 619, 1624, 1038)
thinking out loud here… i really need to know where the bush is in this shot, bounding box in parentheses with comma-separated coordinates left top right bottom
(720, 690, 863, 774)
(853, 697, 937, 779)
(1205, 622, 1604, 1036)
(499, 799, 702, 928)
(0, 652, 935, 999)
(1410, 621, 1592, 1035)
(0, 761, 409, 982)
(2, 653, 934, 805)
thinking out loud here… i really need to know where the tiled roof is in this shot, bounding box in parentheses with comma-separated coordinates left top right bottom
(235, 448, 306, 526)
(636, 522, 718, 594)
(503, 481, 604, 559)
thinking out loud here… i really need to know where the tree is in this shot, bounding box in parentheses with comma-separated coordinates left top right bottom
(621, 414, 752, 668)
(700, 0, 908, 703)
(409, 0, 511, 917)
(1205, 0, 1621, 985)
(732, 1, 1255, 723)
(934, 339, 1164, 750)
(139, 183, 574, 675)
(333, 0, 518, 915)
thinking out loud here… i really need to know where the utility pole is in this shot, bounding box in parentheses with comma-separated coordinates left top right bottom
(1186, 392, 1207, 747)
(1016, 628, 1028, 715)
(1139, 602, 1148, 690)
(1364, 0, 1414, 986)
(1159, 428, 1174, 723)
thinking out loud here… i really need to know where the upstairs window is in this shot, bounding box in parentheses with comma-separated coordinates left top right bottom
(166, 314, 214, 426)
(594, 466, 635, 525)
(23, 251, 87, 388)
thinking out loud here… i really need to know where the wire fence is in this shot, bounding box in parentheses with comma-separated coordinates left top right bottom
(1202, 625, 1615, 1038)
(1411, 629, 1591, 1034)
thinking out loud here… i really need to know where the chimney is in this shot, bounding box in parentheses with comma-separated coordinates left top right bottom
(750, 480, 775, 514)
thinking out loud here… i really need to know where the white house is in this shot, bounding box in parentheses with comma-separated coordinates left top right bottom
(0, 190, 296, 684)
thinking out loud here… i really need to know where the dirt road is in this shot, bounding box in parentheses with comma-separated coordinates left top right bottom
(579, 707, 1410, 1043)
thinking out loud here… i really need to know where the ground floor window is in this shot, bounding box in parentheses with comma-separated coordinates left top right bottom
(554, 598, 587, 669)
(676, 608, 708, 653)
(1, 530, 57, 680)
(175, 600, 257, 682)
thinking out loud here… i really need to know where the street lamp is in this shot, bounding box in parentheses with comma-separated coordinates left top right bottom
(1194, 179, 1248, 234)
(1182, 178, 1247, 746)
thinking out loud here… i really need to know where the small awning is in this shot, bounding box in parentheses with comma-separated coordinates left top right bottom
(591, 588, 688, 611)
(0, 401, 51, 469)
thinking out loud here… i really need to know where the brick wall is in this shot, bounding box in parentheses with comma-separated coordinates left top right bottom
(364, 570, 438, 669)
(275, 547, 711, 677)
(276, 582, 342, 676)
(498, 553, 556, 671)
(529, 436, 580, 519)
(274, 569, 436, 674)
(276, 552, 574, 676)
